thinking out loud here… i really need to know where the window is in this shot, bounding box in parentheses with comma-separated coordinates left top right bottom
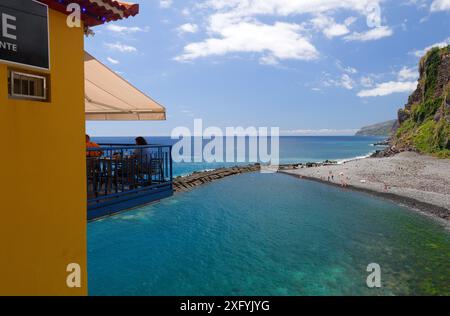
(8, 71, 47, 101)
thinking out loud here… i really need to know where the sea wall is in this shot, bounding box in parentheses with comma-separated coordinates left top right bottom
(173, 161, 338, 192)
(173, 165, 261, 192)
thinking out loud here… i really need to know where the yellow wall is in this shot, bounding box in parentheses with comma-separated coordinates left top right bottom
(0, 9, 87, 295)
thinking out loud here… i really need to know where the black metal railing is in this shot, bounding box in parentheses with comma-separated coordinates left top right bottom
(87, 144, 173, 207)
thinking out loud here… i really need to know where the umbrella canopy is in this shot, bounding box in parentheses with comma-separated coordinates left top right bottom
(84, 52, 166, 121)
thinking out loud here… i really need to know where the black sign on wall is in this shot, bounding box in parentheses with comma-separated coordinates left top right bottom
(0, 0, 50, 70)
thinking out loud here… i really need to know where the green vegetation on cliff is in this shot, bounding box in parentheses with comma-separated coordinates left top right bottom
(394, 46, 450, 158)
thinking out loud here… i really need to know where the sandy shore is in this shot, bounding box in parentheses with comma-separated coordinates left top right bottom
(280, 152, 450, 221)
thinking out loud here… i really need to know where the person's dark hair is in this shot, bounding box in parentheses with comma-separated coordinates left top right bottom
(135, 137, 148, 146)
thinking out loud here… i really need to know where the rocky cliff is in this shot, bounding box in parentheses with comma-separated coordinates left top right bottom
(356, 120, 397, 137)
(393, 46, 450, 157)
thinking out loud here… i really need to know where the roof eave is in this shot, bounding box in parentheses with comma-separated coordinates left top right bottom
(38, 0, 139, 27)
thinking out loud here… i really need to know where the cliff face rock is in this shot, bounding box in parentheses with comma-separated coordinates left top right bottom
(393, 46, 450, 157)
(435, 51, 450, 98)
(355, 120, 397, 136)
(398, 108, 411, 124)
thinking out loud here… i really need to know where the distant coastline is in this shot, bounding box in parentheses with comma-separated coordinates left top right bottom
(355, 120, 397, 137)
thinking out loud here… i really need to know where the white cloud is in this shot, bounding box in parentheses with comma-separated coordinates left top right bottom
(357, 81, 417, 97)
(405, 0, 429, 10)
(354, 65, 418, 97)
(107, 57, 119, 65)
(177, 23, 199, 34)
(105, 25, 149, 34)
(201, 0, 381, 18)
(344, 16, 358, 26)
(175, 21, 319, 63)
(105, 42, 138, 53)
(311, 15, 352, 38)
(340, 74, 355, 90)
(336, 60, 358, 74)
(314, 70, 357, 91)
(344, 26, 393, 41)
(182, 8, 191, 17)
(160, 0, 173, 9)
(411, 37, 450, 57)
(177, 0, 389, 63)
(430, 0, 450, 12)
(360, 76, 374, 88)
(318, 69, 357, 90)
(259, 55, 279, 66)
(324, 23, 351, 38)
(398, 66, 418, 81)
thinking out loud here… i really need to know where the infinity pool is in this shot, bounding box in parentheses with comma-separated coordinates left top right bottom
(88, 173, 450, 296)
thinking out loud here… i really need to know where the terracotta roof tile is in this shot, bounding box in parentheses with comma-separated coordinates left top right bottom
(38, 0, 139, 26)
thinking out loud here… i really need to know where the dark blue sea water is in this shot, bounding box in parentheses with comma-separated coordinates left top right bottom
(88, 173, 450, 296)
(93, 136, 384, 176)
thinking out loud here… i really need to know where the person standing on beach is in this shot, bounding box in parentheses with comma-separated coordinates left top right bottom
(340, 172, 346, 187)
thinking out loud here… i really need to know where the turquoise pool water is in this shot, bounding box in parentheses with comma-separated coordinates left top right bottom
(88, 173, 450, 296)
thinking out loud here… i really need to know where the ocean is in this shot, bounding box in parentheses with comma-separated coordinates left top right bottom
(92, 136, 385, 177)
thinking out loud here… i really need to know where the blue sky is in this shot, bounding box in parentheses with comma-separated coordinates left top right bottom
(85, 0, 450, 136)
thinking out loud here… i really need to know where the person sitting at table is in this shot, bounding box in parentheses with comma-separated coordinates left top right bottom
(135, 136, 149, 146)
(135, 137, 165, 182)
(134, 137, 152, 157)
(134, 136, 154, 174)
(86, 134, 102, 157)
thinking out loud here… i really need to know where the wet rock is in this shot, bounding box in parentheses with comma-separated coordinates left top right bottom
(371, 146, 401, 158)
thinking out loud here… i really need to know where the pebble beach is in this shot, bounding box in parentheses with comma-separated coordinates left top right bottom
(281, 152, 450, 222)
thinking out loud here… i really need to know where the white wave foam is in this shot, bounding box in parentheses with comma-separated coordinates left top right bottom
(335, 152, 374, 164)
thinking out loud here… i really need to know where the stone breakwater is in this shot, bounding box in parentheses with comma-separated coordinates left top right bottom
(173, 161, 338, 193)
(173, 165, 261, 192)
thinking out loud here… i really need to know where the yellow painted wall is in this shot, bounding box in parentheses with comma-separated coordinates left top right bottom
(0, 9, 87, 295)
